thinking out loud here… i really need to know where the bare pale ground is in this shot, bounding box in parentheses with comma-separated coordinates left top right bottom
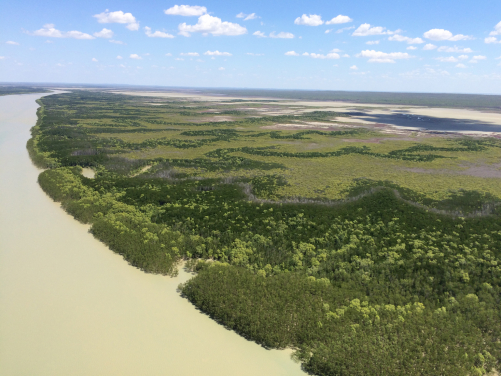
(0, 93, 304, 376)
(110, 90, 275, 102)
(113, 90, 501, 132)
(81, 167, 95, 178)
(130, 165, 153, 177)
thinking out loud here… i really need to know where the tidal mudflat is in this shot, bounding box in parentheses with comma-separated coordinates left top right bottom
(0, 93, 304, 376)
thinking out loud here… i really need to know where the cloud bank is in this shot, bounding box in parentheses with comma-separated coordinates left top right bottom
(178, 14, 247, 36)
(145, 26, 174, 38)
(423, 29, 472, 41)
(294, 14, 323, 26)
(94, 10, 139, 31)
(31, 24, 94, 39)
(165, 5, 207, 16)
(357, 50, 412, 63)
(353, 24, 393, 36)
(326, 15, 352, 25)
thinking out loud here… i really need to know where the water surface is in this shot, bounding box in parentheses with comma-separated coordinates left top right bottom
(0, 92, 304, 376)
(350, 112, 501, 133)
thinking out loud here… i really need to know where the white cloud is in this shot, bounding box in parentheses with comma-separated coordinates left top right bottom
(145, 26, 174, 38)
(237, 12, 258, 21)
(92, 58, 98, 62)
(407, 46, 417, 50)
(357, 49, 412, 63)
(400, 67, 451, 77)
(285, 51, 299, 56)
(204, 50, 232, 56)
(388, 34, 424, 44)
(109, 40, 125, 44)
(0, 56, 5, 60)
(326, 15, 352, 25)
(426, 29, 455, 41)
(342, 54, 350, 58)
(175, 58, 184, 61)
(218, 67, 225, 70)
(449, 34, 473, 41)
(366, 40, 379, 45)
(270, 31, 294, 38)
(436, 56, 458, 62)
(485, 37, 500, 44)
(350, 65, 358, 70)
(489, 21, 501, 36)
(117, 55, 123, 59)
(253, 31, 266, 37)
(302, 52, 340, 59)
(423, 29, 472, 41)
(294, 14, 323, 26)
(325, 29, 333, 34)
(423, 43, 437, 50)
(246, 52, 264, 56)
(180, 52, 199, 56)
(437, 46, 472, 53)
(93, 28, 114, 38)
(31, 24, 95, 39)
(470, 55, 487, 63)
(165, 53, 172, 56)
(456, 63, 466, 68)
(336, 26, 355, 34)
(178, 14, 247, 36)
(130, 54, 142, 59)
(65, 30, 95, 39)
(6, 41, 19, 45)
(93, 10, 139, 31)
(352, 23, 393, 36)
(165, 5, 207, 16)
(458, 55, 469, 60)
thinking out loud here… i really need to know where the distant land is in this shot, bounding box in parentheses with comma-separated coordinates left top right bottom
(2, 82, 501, 110)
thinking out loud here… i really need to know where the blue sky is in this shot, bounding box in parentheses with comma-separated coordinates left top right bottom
(1, 0, 501, 93)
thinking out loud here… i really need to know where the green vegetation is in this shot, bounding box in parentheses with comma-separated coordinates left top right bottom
(29, 91, 501, 375)
(0, 85, 51, 96)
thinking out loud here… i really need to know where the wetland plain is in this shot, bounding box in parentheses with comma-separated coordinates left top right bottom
(3, 87, 501, 375)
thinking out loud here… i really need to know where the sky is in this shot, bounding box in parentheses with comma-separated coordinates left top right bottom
(1, 0, 501, 93)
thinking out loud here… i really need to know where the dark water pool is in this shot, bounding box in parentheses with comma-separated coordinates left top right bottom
(349, 112, 501, 133)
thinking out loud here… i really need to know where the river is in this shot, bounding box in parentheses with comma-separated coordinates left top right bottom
(0, 92, 305, 376)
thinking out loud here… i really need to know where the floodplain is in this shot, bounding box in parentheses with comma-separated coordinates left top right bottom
(25, 88, 501, 375)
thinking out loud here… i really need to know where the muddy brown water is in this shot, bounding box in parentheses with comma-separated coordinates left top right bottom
(0, 92, 304, 376)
